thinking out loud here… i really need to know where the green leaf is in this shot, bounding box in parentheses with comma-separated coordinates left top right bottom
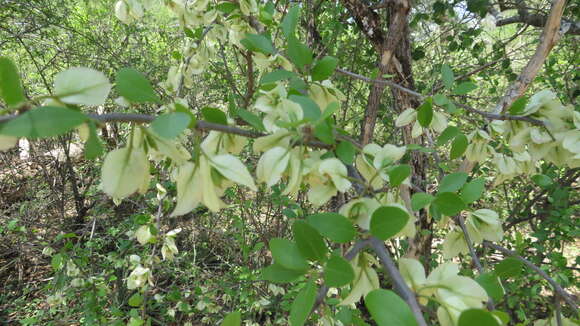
(221, 311, 241, 326)
(336, 141, 355, 165)
(51, 253, 64, 271)
(281, 6, 300, 38)
(365, 289, 418, 326)
(494, 257, 523, 279)
(450, 133, 468, 159)
(441, 64, 454, 90)
(289, 95, 321, 121)
(260, 69, 296, 85)
(201, 107, 228, 125)
(85, 121, 103, 159)
(240, 33, 275, 55)
(508, 96, 528, 115)
(531, 174, 552, 188)
(476, 273, 504, 302)
(293, 220, 328, 262)
(0, 106, 87, 139)
(216, 2, 238, 14)
(311, 56, 338, 81)
(116, 68, 160, 104)
(417, 98, 433, 127)
(324, 255, 355, 287)
(269, 238, 309, 271)
(454, 82, 477, 95)
(370, 206, 410, 240)
(460, 178, 485, 203)
(388, 164, 412, 187)
(150, 112, 191, 139)
(319, 102, 339, 121)
(433, 192, 466, 216)
(54, 67, 112, 106)
(314, 119, 335, 145)
(128, 293, 143, 307)
(411, 192, 434, 211)
(287, 35, 313, 70)
(261, 264, 304, 283)
(237, 108, 265, 131)
(0, 57, 25, 108)
(439, 172, 468, 193)
(433, 94, 449, 106)
(289, 281, 316, 326)
(306, 213, 355, 243)
(437, 126, 460, 146)
(458, 309, 500, 326)
(174, 102, 196, 128)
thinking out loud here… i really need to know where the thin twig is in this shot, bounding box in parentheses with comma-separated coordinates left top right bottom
(336, 68, 546, 126)
(483, 241, 578, 311)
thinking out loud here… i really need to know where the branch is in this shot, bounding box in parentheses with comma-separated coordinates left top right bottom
(456, 216, 495, 310)
(310, 239, 371, 314)
(0, 112, 362, 150)
(496, 14, 580, 35)
(483, 241, 579, 311)
(369, 237, 428, 326)
(336, 68, 546, 126)
(494, 0, 567, 113)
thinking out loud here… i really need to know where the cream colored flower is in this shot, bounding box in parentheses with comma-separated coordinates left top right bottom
(100, 147, 150, 200)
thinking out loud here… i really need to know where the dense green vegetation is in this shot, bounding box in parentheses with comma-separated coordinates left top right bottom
(0, 0, 578, 325)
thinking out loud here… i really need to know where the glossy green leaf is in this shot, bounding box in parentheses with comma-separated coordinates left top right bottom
(237, 108, 265, 131)
(201, 107, 228, 125)
(116, 68, 160, 104)
(311, 56, 338, 81)
(494, 257, 523, 279)
(388, 164, 412, 187)
(476, 273, 504, 302)
(287, 35, 313, 70)
(293, 220, 327, 262)
(370, 206, 410, 240)
(150, 112, 191, 139)
(411, 192, 434, 211)
(437, 126, 460, 146)
(289, 95, 321, 121)
(269, 238, 309, 271)
(450, 133, 468, 159)
(0, 57, 25, 108)
(281, 6, 300, 38)
(439, 172, 468, 193)
(433, 192, 466, 216)
(454, 82, 477, 95)
(306, 213, 355, 243)
(441, 64, 454, 90)
(220, 311, 241, 326)
(324, 255, 355, 287)
(460, 178, 485, 203)
(365, 289, 418, 326)
(261, 264, 304, 283)
(458, 309, 500, 326)
(0, 106, 87, 139)
(289, 281, 316, 326)
(240, 33, 275, 55)
(417, 98, 433, 127)
(336, 141, 355, 165)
